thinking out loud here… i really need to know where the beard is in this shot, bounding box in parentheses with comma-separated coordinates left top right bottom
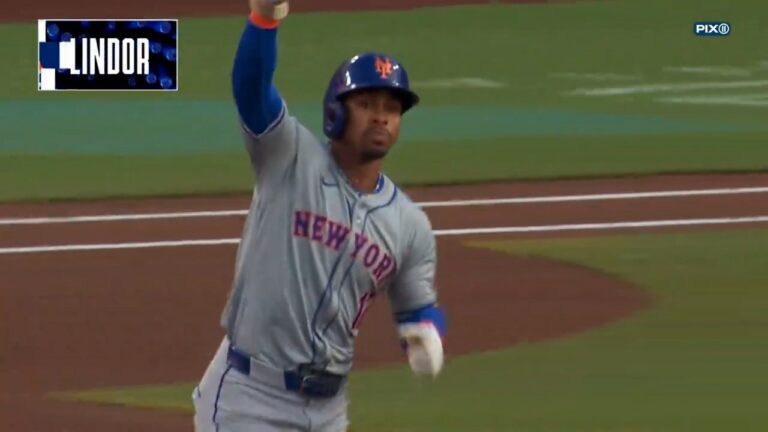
(360, 146, 389, 162)
(359, 127, 393, 162)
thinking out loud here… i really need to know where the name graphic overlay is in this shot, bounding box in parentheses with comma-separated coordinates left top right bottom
(38, 19, 178, 91)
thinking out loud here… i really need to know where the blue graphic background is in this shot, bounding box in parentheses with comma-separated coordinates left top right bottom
(39, 20, 177, 90)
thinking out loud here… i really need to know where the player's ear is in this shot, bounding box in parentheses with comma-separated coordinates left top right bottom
(325, 99, 348, 140)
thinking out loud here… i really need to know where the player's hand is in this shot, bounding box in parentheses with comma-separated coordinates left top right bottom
(250, 0, 289, 21)
(398, 322, 444, 378)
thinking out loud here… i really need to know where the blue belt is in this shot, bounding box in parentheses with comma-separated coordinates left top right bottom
(226, 345, 344, 399)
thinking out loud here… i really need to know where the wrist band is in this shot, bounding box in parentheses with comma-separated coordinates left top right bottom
(249, 10, 281, 29)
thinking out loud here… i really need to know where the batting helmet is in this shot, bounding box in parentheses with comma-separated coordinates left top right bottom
(323, 52, 420, 140)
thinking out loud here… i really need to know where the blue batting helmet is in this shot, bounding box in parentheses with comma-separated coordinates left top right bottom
(323, 52, 420, 140)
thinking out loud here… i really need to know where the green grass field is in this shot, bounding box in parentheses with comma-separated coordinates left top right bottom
(2, 0, 767, 201)
(58, 228, 768, 431)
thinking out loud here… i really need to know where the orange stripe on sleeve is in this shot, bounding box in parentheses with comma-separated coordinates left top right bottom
(249, 10, 281, 29)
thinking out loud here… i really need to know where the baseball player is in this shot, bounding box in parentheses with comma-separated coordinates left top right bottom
(192, 0, 447, 430)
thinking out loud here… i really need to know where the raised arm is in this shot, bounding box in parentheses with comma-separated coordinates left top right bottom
(232, 0, 297, 178)
(232, 5, 284, 137)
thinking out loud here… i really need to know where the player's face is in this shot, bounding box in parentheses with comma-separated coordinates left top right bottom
(343, 89, 403, 162)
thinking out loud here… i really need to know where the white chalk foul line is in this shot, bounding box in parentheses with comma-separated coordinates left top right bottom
(550, 72, 640, 81)
(568, 80, 768, 96)
(0, 210, 248, 226)
(0, 238, 242, 255)
(2, 215, 768, 255)
(418, 186, 768, 208)
(3, 186, 768, 226)
(432, 215, 768, 236)
(663, 66, 751, 77)
(658, 93, 768, 107)
(412, 77, 507, 89)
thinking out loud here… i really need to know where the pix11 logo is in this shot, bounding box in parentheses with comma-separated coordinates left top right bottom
(38, 19, 178, 91)
(694, 22, 731, 37)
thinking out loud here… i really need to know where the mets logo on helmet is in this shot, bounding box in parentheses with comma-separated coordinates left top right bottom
(375, 57, 393, 79)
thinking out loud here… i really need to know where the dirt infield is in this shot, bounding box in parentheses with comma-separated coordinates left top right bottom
(4, 172, 768, 431)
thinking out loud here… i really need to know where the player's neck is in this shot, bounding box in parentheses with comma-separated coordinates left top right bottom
(331, 146, 383, 193)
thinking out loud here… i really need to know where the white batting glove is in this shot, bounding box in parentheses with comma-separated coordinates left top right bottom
(398, 322, 444, 378)
(250, 0, 289, 21)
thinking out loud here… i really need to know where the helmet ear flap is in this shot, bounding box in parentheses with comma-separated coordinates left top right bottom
(324, 100, 347, 140)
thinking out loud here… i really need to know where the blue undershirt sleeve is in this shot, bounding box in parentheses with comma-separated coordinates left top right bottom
(232, 19, 284, 136)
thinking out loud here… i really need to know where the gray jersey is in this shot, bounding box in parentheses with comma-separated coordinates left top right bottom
(220, 103, 437, 375)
